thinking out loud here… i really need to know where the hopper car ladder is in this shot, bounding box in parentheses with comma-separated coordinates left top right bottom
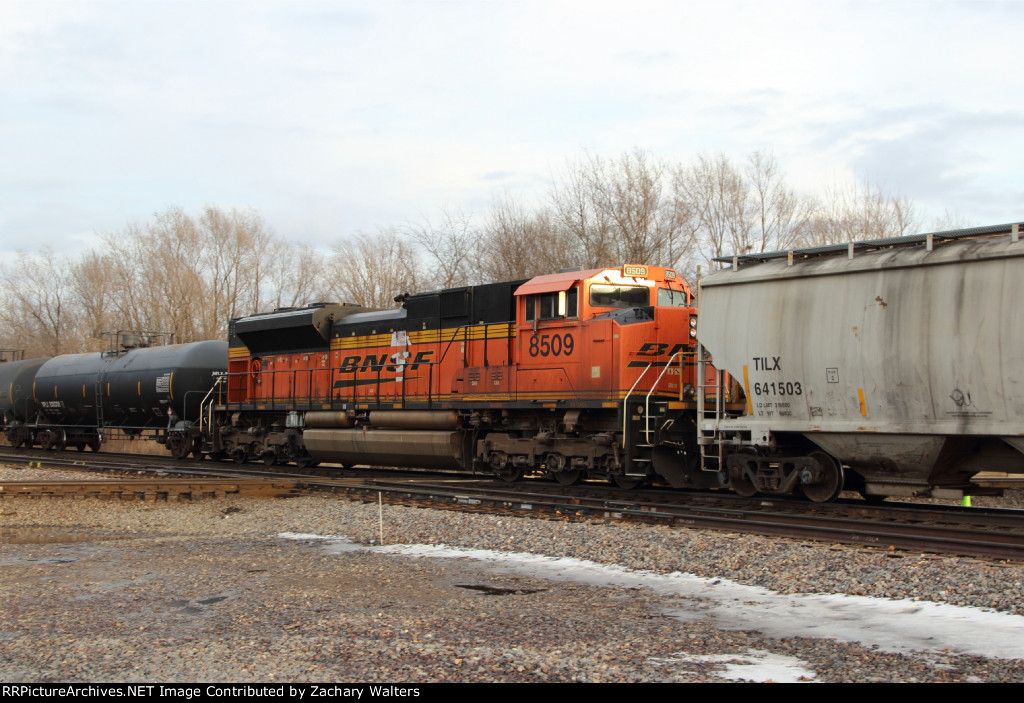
(696, 343, 728, 474)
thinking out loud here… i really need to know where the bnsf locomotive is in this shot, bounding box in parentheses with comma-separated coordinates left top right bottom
(173, 264, 729, 492)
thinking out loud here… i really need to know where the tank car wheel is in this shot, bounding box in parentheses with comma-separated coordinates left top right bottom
(495, 464, 523, 483)
(87, 439, 102, 452)
(168, 436, 191, 460)
(610, 473, 646, 490)
(296, 457, 320, 469)
(553, 469, 582, 486)
(75, 443, 86, 452)
(801, 451, 845, 503)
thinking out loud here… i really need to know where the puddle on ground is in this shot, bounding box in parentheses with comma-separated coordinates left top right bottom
(0, 527, 131, 544)
(455, 584, 545, 596)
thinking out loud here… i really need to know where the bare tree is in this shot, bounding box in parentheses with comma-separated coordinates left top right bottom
(588, 148, 694, 267)
(405, 207, 479, 289)
(472, 194, 573, 282)
(548, 153, 614, 268)
(674, 153, 751, 267)
(71, 250, 118, 351)
(807, 178, 919, 245)
(0, 249, 78, 356)
(328, 229, 422, 308)
(264, 240, 333, 310)
(746, 151, 814, 252)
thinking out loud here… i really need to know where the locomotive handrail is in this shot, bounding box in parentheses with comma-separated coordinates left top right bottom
(198, 375, 225, 435)
(621, 363, 654, 448)
(643, 351, 683, 443)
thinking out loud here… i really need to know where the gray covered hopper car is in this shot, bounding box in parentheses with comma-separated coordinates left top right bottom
(697, 223, 1024, 501)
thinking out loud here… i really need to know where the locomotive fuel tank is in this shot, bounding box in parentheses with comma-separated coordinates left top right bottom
(697, 224, 1024, 499)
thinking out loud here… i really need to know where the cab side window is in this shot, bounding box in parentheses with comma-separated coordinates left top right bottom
(524, 287, 578, 321)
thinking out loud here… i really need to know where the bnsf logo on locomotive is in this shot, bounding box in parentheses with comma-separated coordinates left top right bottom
(330, 350, 434, 389)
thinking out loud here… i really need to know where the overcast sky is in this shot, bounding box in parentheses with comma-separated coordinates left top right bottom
(1, 0, 1021, 258)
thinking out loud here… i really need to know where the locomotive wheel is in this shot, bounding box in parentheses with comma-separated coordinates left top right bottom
(231, 448, 249, 464)
(610, 473, 646, 490)
(802, 451, 845, 503)
(262, 451, 278, 467)
(296, 457, 320, 469)
(553, 469, 582, 486)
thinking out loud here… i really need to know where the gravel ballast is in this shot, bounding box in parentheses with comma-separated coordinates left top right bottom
(2, 466, 1023, 683)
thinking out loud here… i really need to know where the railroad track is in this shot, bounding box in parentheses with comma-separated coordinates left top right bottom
(3, 448, 1024, 561)
(0, 477, 305, 500)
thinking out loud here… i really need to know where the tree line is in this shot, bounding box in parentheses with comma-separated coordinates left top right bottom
(0, 148, 960, 358)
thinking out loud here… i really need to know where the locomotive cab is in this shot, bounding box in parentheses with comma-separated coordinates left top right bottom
(513, 265, 698, 404)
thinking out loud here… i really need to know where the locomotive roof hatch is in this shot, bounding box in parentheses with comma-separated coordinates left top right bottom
(514, 265, 685, 297)
(515, 265, 690, 300)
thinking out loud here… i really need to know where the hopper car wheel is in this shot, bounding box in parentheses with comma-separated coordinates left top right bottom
(88, 439, 101, 452)
(553, 469, 582, 486)
(75, 443, 86, 452)
(610, 474, 646, 490)
(730, 474, 757, 497)
(727, 455, 758, 497)
(802, 452, 845, 503)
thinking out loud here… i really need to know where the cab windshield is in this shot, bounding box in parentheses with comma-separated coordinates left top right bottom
(589, 285, 650, 309)
(657, 287, 689, 307)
